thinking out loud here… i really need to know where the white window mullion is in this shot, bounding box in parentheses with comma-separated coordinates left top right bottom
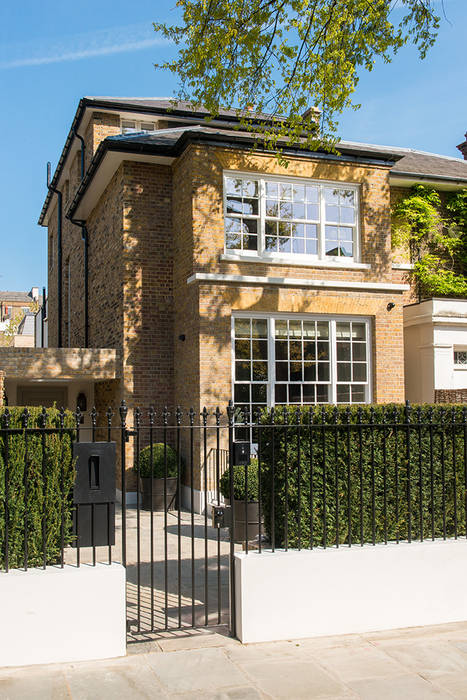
(319, 185, 326, 260)
(268, 317, 275, 408)
(259, 178, 265, 256)
(330, 320, 337, 404)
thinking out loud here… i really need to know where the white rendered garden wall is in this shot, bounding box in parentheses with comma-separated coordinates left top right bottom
(0, 563, 126, 667)
(235, 540, 467, 643)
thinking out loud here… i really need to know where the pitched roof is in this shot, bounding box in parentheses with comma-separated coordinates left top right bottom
(41, 96, 467, 225)
(0, 291, 33, 303)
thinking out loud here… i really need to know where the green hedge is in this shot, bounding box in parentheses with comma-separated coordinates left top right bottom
(0, 407, 76, 569)
(257, 404, 467, 549)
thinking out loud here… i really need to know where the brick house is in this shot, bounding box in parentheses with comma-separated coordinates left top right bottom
(13, 96, 465, 505)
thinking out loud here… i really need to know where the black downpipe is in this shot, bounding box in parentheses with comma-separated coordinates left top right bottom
(73, 128, 86, 179)
(69, 129, 89, 347)
(68, 218, 89, 348)
(41, 286, 46, 348)
(47, 162, 63, 348)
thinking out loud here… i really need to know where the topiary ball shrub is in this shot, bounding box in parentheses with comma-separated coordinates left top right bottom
(220, 460, 259, 501)
(135, 443, 180, 479)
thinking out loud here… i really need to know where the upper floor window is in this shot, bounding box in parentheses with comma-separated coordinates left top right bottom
(121, 120, 156, 134)
(224, 173, 359, 262)
(454, 349, 467, 367)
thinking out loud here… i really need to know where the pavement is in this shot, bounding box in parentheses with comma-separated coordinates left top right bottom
(3, 621, 467, 699)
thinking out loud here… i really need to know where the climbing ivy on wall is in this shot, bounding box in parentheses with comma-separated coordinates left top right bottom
(391, 185, 467, 298)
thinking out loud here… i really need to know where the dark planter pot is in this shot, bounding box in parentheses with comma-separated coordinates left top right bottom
(226, 498, 262, 542)
(140, 476, 177, 511)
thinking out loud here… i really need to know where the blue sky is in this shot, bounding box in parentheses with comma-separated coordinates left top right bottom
(0, 0, 465, 292)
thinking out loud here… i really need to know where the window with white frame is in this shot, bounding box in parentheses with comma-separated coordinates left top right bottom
(224, 174, 359, 261)
(121, 119, 156, 134)
(454, 349, 467, 367)
(233, 315, 371, 424)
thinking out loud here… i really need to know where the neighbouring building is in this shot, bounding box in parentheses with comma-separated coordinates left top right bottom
(404, 298, 467, 404)
(1, 97, 466, 506)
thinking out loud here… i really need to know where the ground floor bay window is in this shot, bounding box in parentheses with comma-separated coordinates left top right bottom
(232, 314, 371, 426)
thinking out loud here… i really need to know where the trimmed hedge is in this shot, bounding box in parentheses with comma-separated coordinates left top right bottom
(135, 443, 179, 479)
(257, 404, 467, 549)
(220, 460, 259, 501)
(0, 407, 76, 569)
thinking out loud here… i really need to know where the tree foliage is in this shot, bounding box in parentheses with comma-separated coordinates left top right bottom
(392, 185, 467, 299)
(154, 0, 440, 150)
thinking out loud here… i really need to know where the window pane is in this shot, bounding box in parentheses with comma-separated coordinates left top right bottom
(318, 363, 330, 381)
(252, 384, 267, 403)
(324, 188, 339, 204)
(289, 341, 302, 360)
(292, 238, 305, 254)
(351, 385, 366, 402)
(317, 322, 329, 339)
(275, 384, 287, 403)
(337, 363, 351, 381)
(337, 384, 350, 403)
(304, 363, 316, 381)
(337, 342, 351, 361)
(226, 177, 242, 195)
(234, 384, 250, 403)
(353, 343, 366, 361)
(252, 339, 268, 359)
(289, 384, 301, 403)
(235, 318, 250, 336)
(245, 235, 258, 251)
(275, 320, 288, 338)
(243, 198, 258, 215)
(226, 233, 241, 249)
(316, 385, 330, 402)
(306, 186, 319, 203)
(303, 342, 316, 360)
(317, 341, 329, 360)
(235, 361, 250, 380)
(353, 363, 367, 382)
(275, 362, 288, 381)
(306, 239, 318, 254)
(352, 323, 366, 340)
(336, 322, 350, 339)
(266, 200, 278, 216)
(275, 340, 288, 360)
(265, 236, 277, 251)
(252, 361, 268, 381)
(302, 384, 315, 403)
(266, 181, 278, 197)
(290, 362, 302, 381)
(306, 204, 319, 220)
(243, 180, 258, 197)
(303, 322, 315, 338)
(340, 207, 355, 224)
(226, 196, 243, 214)
(235, 339, 250, 359)
(252, 319, 267, 338)
(280, 183, 292, 200)
(289, 320, 302, 337)
(326, 205, 339, 222)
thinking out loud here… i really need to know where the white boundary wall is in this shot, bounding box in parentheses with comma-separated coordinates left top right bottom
(235, 540, 467, 643)
(0, 563, 126, 667)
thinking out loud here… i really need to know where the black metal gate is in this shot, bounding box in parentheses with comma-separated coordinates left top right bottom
(118, 403, 237, 640)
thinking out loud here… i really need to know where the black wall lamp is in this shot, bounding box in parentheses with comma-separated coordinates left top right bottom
(179, 334, 186, 341)
(387, 302, 396, 312)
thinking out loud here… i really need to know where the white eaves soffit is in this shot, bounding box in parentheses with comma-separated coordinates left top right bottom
(71, 151, 174, 220)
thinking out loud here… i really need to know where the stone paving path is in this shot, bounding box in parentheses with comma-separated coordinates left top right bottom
(3, 621, 467, 698)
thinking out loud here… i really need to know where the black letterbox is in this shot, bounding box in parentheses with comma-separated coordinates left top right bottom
(233, 441, 251, 466)
(72, 442, 116, 548)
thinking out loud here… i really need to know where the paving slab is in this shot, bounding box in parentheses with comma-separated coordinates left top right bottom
(375, 640, 467, 679)
(64, 661, 167, 700)
(236, 657, 354, 699)
(146, 647, 249, 693)
(430, 672, 467, 699)
(347, 673, 453, 700)
(0, 668, 69, 700)
(311, 641, 403, 682)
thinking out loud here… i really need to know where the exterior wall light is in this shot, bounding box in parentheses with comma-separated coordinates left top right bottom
(387, 302, 396, 312)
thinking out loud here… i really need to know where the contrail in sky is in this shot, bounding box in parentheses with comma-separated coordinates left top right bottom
(0, 23, 169, 70)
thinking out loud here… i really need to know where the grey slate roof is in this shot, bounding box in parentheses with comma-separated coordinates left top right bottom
(17, 313, 35, 336)
(0, 291, 34, 303)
